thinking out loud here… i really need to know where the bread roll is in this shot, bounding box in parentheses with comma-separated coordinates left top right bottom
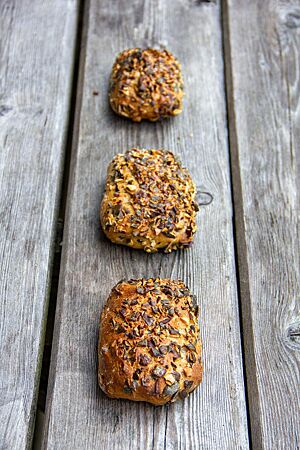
(109, 48, 184, 122)
(100, 148, 198, 253)
(98, 278, 203, 405)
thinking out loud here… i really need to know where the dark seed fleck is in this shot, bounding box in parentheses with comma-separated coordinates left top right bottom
(126, 332, 135, 339)
(139, 354, 151, 366)
(151, 337, 158, 346)
(123, 383, 133, 393)
(161, 300, 171, 307)
(169, 328, 180, 335)
(185, 343, 196, 352)
(159, 317, 171, 325)
(188, 352, 196, 364)
(116, 325, 125, 334)
(151, 348, 160, 357)
(119, 308, 127, 318)
(180, 390, 188, 399)
(159, 345, 168, 355)
(163, 382, 179, 397)
(152, 366, 166, 378)
(162, 231, 175, 238)
(132, 380, 138, 390)
(130, 312, 139, 321)
(141, 377, 151, 387)
(171, 350, 180, 359)
(154, 379, 161, 395)
(133, 370, 140, 380)
(143, 313, 154, 326)
(184, 380, 193, 390)
(123, 387, 132, 394)
(172, 371, 181, 382)
(162, 287, 173, 297)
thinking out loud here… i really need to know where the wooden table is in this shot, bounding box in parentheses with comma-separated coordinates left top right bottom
(0, 1, 299, 449)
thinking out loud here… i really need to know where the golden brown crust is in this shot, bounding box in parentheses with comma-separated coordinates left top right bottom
(100, 148, 198, 253)
(109, 48, 184, 122)
(98, 278, 203, 405)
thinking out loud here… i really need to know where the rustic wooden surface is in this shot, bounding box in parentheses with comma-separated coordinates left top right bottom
(43, 0, 249, 449)
(1, 0, 299, 448)
(0, 0, 79, 448)
(223, 0, 300, 448)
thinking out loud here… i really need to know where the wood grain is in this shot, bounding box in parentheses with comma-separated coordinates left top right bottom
(43, 0, 249, 448)
(0, 1, 79, 448)
(223, 1, 300, 448)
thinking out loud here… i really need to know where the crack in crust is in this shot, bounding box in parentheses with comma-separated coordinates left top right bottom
(109, 48, 184, 122)
(100, 148, 198, 253)
(98, 278, 203, 405)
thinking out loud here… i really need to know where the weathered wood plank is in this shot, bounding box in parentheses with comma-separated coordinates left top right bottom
(44, 0, 249, 448)
(223, 1, 300, 448)
(0, 1, 79, 448)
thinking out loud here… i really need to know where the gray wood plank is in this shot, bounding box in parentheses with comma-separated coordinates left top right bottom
(223, 1, 300, 449)
(0, 1, 79, 448)
(43, 1, 249, 448)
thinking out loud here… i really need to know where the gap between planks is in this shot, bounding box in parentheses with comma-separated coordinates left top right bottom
(32, 1, 87, 448)
(221, 1, 261, 448)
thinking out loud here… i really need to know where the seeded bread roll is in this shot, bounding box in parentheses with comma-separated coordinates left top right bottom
(100, 148, 198, 253)
(109, 48, 184, 122)
(98, 278, 203, 405)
